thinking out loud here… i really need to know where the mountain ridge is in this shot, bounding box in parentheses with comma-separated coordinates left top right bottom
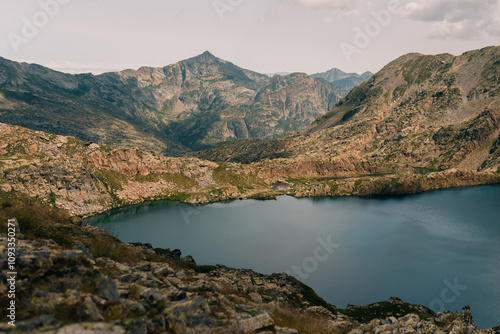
(0, 52, 352, 155)
(195, 46, 500, 175)
(311, 68, 373, 95)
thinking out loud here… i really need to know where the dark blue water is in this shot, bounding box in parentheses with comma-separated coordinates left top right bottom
(87, 185, 500, 328)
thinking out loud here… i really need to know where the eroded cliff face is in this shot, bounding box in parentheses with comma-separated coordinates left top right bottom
(1, 122, 500, 217)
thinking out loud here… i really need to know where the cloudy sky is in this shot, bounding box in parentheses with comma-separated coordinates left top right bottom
(1, 0, 499, 75)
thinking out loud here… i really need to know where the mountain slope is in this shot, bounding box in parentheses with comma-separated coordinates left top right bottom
(311, 68, 373, 95)
(195, 46, 500, 175)
(0, 52, 342, 154)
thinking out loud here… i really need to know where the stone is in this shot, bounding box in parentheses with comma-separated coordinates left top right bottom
(56, 323, 125, 334)
(249, 292, 263, 304)
(154, 265, 173, 277)
(182, 255, 196, 264)
(0, 183, 12, 192)
(136, 263, 152, 272)
(274, 326, 299, 334)
(78, 296, 103, 321)
(97, 276, 120, 302)
(74, 242, 93, 258)
(140, 288, 168, 306)
(237, 313, 274, 333)
(124, 300, 147, 316)
(164, 296, 212, 327)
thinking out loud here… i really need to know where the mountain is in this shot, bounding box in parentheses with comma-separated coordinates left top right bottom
(266, 72, 291, 77)
(2, 46, 500, 211)
(0, 52, 342, 155)
(311, 68, 373, 95)
(195, 46, 500, 177)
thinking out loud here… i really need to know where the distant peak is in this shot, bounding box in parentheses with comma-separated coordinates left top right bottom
(328, 68, 346, 74)
(201, 51, 215, 57)
(197, 51, 218, 60)
(184, 51, 220, 64)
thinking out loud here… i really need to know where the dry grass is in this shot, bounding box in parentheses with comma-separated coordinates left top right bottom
(0, 193, 161, 264)
(272, 306, 352, 334)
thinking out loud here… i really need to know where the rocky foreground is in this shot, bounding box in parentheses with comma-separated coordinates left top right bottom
(1, 225, 499, 334)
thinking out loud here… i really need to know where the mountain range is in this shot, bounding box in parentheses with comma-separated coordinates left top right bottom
(197, 46, 500, 175)
(0, 52, 370, 155)
(311, 68, 373, 96)
(0, 46, 499, 217)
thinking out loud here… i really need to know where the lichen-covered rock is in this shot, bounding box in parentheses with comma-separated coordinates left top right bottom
(236, 313, 274, 333)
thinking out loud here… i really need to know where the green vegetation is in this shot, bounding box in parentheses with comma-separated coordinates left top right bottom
(162, 192, 191, 202)
(278, 275, 337, 314)
(0, 193, 163, 263)
(162, 97, 176, 112)
(0, 193, 75, 247)
(402, 55, 451, 85)
(143, 83, 162, 90)
(340, 300, 434, 323)
(479, 58, 500, 92)
(94, 168, 128, 192)
(392, 84, 408, 100)
(133, 172, 197, 188)
(353, 179, 363, 192)
(212, 163, 265, 190)
(106, 304, 125, 320)
(48, 191, 57, 204)
(54, 303, 81, 323)
(192, 264, 217, 274)
(129, 284, 141, 300)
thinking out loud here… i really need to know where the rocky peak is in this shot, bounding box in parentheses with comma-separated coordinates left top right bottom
(182, 50, 221, 66)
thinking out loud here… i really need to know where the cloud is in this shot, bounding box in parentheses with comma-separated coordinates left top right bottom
(402, 0, 500, 39)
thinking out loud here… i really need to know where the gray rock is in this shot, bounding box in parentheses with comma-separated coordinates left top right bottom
(56, 323, 125, 334)
(275, 326, 299, 334)
(164, 296, 213, 327)
(237, 313, 274, 333)
(97, 276, 119, 302)
(182, 255, 196, 264)
(154, 265, 173, 277)
(140, 288, 167, 307)
(124, 300, 147, 317)
(78, 296, 103, 321)
(248, 292, 262, 304)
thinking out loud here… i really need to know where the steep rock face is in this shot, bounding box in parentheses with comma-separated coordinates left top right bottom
(196, 46, 500, 176)
(0, 52, 343, 154)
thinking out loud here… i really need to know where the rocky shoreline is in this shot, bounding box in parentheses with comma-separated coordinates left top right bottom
(1, 122, 500, 219)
